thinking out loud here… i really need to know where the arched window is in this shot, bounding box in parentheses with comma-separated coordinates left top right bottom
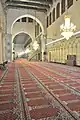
(67, 0, 73, 8)
(61, 0, 65, 14)
(28, 18, 33, 23)
(22, 17, 26, 22)
(16, 19, 20, 22)
(53, 8, 55, 22)
(56, 3, 60, 19)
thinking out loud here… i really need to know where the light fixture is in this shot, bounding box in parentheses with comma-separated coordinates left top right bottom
(60, 15, 76, 40)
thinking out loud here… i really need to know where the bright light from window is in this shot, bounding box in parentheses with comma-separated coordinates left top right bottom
(18, 51, 25, 56)
(25, 48, 31, 53)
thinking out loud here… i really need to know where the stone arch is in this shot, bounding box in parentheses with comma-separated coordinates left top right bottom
(11, 14, 44, 34)
(12, 31, 33, 43)
(6, 9, 46, 61)
(12, 31, 32, 60)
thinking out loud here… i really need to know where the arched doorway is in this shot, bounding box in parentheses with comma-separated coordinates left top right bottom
(12, 32, 32, 60)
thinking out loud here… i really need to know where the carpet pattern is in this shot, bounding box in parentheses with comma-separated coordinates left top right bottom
(0, 63, 21, 120)
(18, 59, 80, 119)
(17, 65, 59, 119)
(1, 59, 80, 119)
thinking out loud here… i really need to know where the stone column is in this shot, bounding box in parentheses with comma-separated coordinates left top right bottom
(2, 32, 6, 62)
(6, 33, 12, 61)
(0, 29, 3, 64)
(41, 34, 47, 61)
(12, 42, 14, 61)
(4, 9, 7, 62)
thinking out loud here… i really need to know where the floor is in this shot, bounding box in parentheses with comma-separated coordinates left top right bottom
(0, 59, 80, 120)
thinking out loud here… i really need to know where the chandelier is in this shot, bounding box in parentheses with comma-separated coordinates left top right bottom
(60, 15, 76, 40)
(33, 41, 39, 50)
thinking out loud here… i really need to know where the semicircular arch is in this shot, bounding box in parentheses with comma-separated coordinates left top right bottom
(11, 14, 44, 34)
(12, 31, 33, 43)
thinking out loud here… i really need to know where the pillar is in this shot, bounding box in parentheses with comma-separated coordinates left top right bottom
(6, 33, 12, 61)
(41, 34, 46, 61)
(2, 32, 6, 62)
(0, 30, 3, 64)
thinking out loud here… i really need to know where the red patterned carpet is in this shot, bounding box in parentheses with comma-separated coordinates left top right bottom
(0, 63, 20, 120)
(30, 107, 58, 119)
(0, 59, 80, 119)
(18, 59, 80, 119)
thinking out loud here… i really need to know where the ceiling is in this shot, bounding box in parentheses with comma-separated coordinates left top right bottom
(5, 0, 53, 12)
(13, 33, 31, 44)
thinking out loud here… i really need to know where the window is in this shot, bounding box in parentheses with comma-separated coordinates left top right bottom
(28, 18, 33, 23)
(22, 17, 26, 22)
(61, 0, 65, 14)
(67, 0, 73, 8)
(56, 3, 60, 19)
(49, 12, 51, 25)
(16, 19, 20, 22)
(47, 16, 48, 27)
(53, 8, 55, 22)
